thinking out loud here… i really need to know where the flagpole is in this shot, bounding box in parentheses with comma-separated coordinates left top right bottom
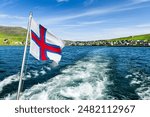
(16, 13, 32, 100)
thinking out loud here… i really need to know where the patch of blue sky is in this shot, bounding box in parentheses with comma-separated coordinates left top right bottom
(0, 0, 150, 40)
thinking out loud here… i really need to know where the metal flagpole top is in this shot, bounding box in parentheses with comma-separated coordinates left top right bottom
(29, 12, 33, 19)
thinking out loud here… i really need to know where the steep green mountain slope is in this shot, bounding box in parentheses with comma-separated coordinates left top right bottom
(0, 26, 26, 45)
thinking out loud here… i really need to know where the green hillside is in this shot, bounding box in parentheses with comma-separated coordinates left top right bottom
(0, 26, 26, 45)
(109, 34, 150, 41)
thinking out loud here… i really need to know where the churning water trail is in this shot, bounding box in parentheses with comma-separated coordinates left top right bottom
(4, 48, 112, 100)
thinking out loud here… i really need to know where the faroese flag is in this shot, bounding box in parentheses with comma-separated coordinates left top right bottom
(30, 18, 64, 64)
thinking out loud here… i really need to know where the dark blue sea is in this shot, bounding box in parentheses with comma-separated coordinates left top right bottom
(0, 46, 150, 100)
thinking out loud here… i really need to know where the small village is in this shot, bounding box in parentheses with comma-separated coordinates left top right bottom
(66, 39, 150, 46)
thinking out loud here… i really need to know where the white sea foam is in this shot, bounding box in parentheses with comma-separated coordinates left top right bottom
(39, 68, 46, 75)
(0, 65, 52, 95)
(26, 73, 31, 78)
(0, 74, 19, 93)
(44, 66, 51, 70)
(30, 70, 39, 78)
(127, 71, 150, 100)
(136, 86, 150, 100)
(4, 51, 111, 100)
(130, 78, 141, 85)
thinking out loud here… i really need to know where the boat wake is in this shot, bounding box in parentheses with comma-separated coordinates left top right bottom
(4, 49, 112, 100)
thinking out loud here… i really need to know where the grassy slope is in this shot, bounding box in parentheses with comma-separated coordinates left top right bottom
(0, 26, 26, 45)
(108, 34, 150, 42)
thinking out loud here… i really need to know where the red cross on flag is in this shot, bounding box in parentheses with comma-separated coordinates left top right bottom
(30, 18, 65, 64)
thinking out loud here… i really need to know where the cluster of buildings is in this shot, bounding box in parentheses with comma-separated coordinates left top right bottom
(66, 40, 150, 46)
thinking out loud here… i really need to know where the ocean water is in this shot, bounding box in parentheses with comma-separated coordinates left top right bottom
(0, 46, 150, 100)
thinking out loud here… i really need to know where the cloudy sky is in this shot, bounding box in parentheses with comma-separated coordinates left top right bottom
(0, 0, 150, 41)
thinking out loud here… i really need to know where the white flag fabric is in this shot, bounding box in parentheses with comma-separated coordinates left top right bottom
(29, 18, 64, 64)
